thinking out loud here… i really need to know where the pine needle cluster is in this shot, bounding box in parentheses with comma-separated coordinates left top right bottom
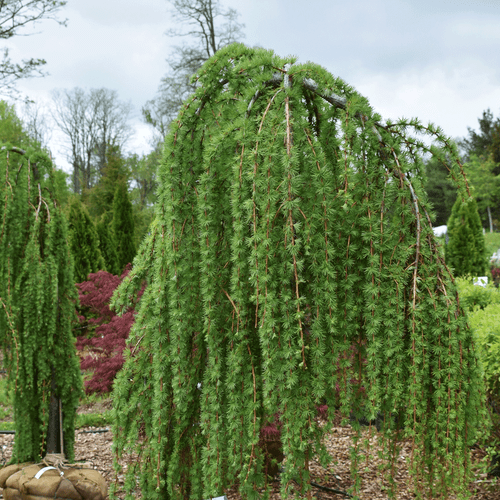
(111, 44, 484, 499)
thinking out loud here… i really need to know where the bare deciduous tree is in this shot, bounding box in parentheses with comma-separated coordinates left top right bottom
(0, 0, 67, 97)
(142, 0, 244, 141)
(166, 0, 244, 66)
(21, 99, 51, 147)
(52, 87, 132, 194)
(90, 88, 133, 175)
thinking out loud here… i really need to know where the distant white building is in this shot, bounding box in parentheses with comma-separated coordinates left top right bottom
(433, 225, 447, 238)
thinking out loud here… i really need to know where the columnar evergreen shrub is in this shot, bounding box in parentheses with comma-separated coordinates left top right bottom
(87, 144, 128, 220)
(445, 196, 487, 277)
(111, 45, 484, 499)
(67, 197, 105, 282)
(96, 218, 120, 276)
(112, 180, 136, 272)
(0, 146, 83, 462)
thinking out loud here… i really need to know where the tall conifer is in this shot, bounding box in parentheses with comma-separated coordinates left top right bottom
(0, 145, 83, 462)
(67, 197, 105, 282)
(87, 144, 128, 220)
(111, 45, 484, 499)
(112, 180, 136, 273)
(445, 196, 488, 277)
(96, 218, 120, 276)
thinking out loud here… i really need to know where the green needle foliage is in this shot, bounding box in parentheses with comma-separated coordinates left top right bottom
(0, 146, 83, 462)
(68, 197, 106, 282)
(445, 196, 487, 277)
(113, 180, 136, 273)
(96, 217, 120, 276)
(111, 44, 484, 500)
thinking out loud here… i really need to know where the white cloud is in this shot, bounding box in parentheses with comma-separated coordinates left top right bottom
(355, 60, 500, 139)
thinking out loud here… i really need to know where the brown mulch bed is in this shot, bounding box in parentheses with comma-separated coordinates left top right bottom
(1, 418, 498, 499)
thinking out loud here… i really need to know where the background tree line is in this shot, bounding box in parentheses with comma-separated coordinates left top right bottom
(425, 108, 500, 231)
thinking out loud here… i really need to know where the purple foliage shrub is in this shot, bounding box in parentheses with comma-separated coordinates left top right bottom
(491, 265, 500, 287)
(76, 264, 141, 394)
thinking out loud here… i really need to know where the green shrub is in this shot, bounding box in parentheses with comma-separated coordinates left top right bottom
(0, 413, 112, 432)
(468, 303, 500, 396)
(457, 277, 500, 471)
(112, 181, 136, 272)
(0, 406, 11, 421)
(456, 278, 500, 402)
(456, 277, 500, 311)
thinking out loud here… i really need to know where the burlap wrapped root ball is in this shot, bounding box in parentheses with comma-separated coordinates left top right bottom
(0, 463, 107, 500)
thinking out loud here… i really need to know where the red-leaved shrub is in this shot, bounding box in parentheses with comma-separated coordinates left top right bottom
(491, 266, 500, 287)
(76, 264, 142, 394)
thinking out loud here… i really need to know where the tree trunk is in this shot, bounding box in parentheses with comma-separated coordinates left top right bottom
(46, 369, 64, 457)
(488, 205, 493, 233)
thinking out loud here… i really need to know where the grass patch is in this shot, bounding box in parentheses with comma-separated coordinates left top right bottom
(0, 421, 14, 431)
(76, 411, 112, 428)
(78, 390, 112, 407)
(485, 232, 500, 260)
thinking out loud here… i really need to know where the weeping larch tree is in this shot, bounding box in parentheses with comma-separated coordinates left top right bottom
(0, 146, 82, 462)
(111, 44, 484, 500)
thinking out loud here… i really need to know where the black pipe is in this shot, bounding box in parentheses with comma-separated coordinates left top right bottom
(79, 428, 110, 433)
(311, 481, 353, 498)
(0, 428, 111, 434)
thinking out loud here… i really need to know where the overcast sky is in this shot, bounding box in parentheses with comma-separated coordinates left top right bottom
(5, 0, 500, 172)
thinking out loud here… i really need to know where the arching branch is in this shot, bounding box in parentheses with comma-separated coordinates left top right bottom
(1, 145, 27, 155)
